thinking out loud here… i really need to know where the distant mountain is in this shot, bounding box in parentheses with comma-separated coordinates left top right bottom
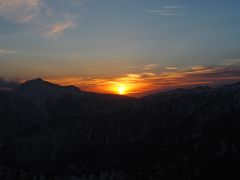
(0, 79, 240, 180)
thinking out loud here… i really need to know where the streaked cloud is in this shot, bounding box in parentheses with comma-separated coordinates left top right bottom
(223, 59, 240, 66)
(0, 0, 42, 23)
(0, 49, 16, 54)
(0, 0, 87, 37)
(46, 62, 240, 97)
(165, 67, 178, 70)
(44, 20, 76, 37)
(145, 6, 187, 16)
(143, 64, 159, 70)
(128, 64, 159, 70)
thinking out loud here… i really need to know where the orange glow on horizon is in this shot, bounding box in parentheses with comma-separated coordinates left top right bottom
(47, 77, 147, 96)
(44, 63, 240, 97)
(113, 84, 128, 95)
(117, 85, 126, 95)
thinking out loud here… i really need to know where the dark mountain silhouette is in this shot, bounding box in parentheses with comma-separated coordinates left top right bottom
(0, 78, 240, 179)
(0, 78, 19, 90)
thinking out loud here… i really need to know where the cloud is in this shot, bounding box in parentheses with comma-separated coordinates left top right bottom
(165, 67, 178, 70)
(0, 49, 16, 54)
(128, 64, 159, 70)
(143, 64, 159, 70)
(46, 62, 240, 96)
(44, 20, 76, 37)
(145, 6, 187, 16)
(0, 0, 87, 37)
(0, 0, 42, 23)
(223, 59, 240, 66)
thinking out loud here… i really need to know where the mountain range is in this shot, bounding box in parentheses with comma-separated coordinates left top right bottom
(0, 78, 240, 180)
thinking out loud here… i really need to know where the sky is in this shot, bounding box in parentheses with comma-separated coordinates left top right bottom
(0, 0, 240, 96)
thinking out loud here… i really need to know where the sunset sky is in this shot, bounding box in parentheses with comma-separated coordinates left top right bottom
(0, 0, 240, 96)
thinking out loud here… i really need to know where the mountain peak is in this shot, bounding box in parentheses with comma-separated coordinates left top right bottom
(15, 78, 60, 98)
(16, 78, 82, 94)
(14, 78, 82, 115)
(22, 78, 57, 87)
(31, 78, 44, 82)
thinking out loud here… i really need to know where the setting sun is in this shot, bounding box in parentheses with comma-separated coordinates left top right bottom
(117, 85, 127, 95)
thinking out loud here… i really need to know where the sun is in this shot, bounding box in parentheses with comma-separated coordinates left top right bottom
(111, 82, 133, 95)
(117, 85, 126, 95)
(114, 84, 128, 95)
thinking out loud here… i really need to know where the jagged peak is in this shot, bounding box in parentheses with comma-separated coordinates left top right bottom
(16, 78, 81, 93)
(22, 78, 55, 86)
(30, 78, 44, 82)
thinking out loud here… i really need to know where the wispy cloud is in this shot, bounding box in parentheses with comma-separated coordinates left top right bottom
(0, 0, 87, 37)
(128, 64, 159, 70)
(165, 67, 178, 70)
(46, 62, 240, 96)
(145, 6, 187, 16)
(44, 20, 76, 37)
(143, 64, 159, 70)
(0, 49, 16, 54)
(0, 0, 42, 23)
(223, 59, 240, 66)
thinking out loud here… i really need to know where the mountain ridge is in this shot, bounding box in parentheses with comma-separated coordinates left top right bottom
(15, 78, 240, 98)
(0, 79, 240, 179)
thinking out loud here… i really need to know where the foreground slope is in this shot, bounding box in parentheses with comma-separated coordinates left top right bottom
(0, 79, 240, 179)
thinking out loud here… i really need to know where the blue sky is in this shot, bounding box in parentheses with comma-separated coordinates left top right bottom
(0, 0, 240, 94)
